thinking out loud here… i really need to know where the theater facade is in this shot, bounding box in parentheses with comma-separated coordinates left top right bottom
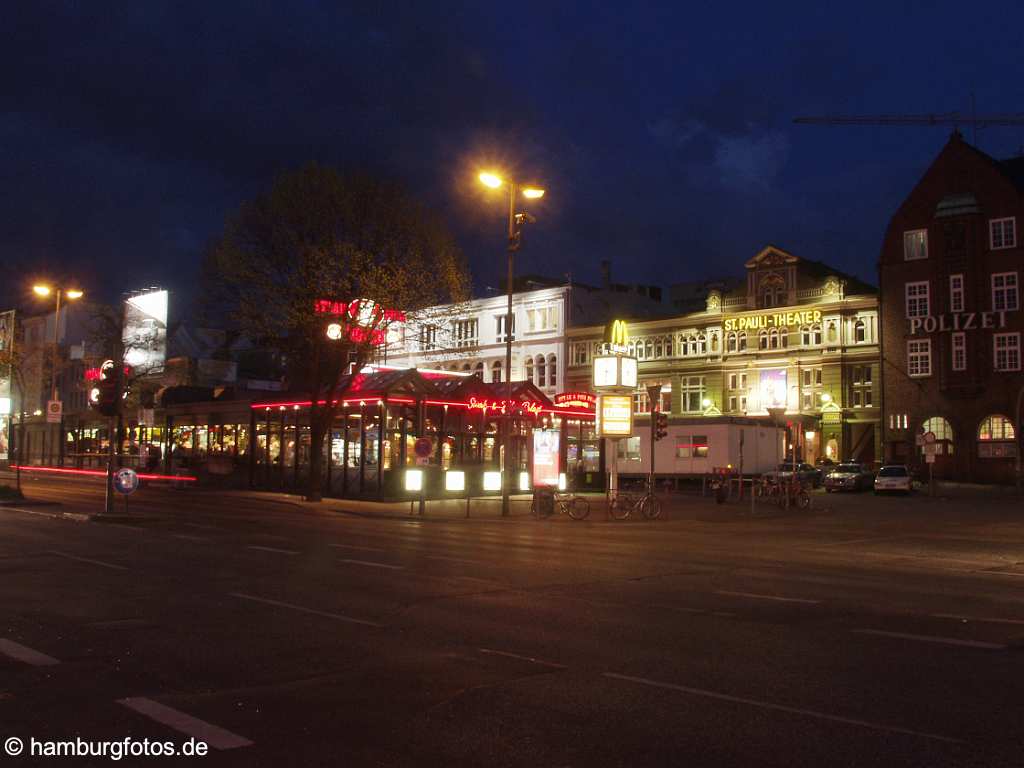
(567, 246, 882, 471)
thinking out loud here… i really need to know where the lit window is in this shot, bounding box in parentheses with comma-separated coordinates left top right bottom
(978, 415, 1015, 441)
(921, 417, 954, 455)
(952, 332, 966, 371)
(548, 355, 557, 388)
(907, 339, 931, 377)
(854, 319, 867, 343)
(905, 281, 930, 318)
(496, 314, 515, 343)
(536, 355, 546, 387)
(990, 217, 1016, 250)
(993, 332, 1021, 372)
(491, 360, 502, 383)
(680, 377, 706, 413)
(903, 229, 928, 260)
(992, 272, 1019, 312)
(949, 274, 964, 313)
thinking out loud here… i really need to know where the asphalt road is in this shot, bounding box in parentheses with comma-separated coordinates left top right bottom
(2, 473, 1024, 767)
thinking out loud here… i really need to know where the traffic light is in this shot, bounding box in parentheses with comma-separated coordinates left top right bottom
(90, 359, 122, 417)
(654, 410, 668, 441)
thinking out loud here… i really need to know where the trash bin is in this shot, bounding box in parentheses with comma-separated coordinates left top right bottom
(532, 487, 555, 518)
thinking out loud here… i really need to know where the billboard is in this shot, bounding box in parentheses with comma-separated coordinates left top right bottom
(597, 394, 633, 437)
(123, 290, 167, 376)
(532, 429, 561, 487)
(758, 368, 788, 409)
(0, 310, 13, 460)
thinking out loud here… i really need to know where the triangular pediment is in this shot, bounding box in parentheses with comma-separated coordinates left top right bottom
(744, 246, 800, 269)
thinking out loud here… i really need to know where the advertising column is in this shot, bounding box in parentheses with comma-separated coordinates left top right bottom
(593, 319, 637, 498)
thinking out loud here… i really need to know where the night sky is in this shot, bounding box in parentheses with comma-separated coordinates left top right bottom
(4, 1, 1024, 319)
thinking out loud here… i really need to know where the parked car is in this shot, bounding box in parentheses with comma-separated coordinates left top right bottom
(824, 463, 873, 492)
(765, 462, 822, 488)
(874, 465, 912, 495)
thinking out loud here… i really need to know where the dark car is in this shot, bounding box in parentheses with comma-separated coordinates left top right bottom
(765, 462, 822, 488)
(824, 462, 873, 492)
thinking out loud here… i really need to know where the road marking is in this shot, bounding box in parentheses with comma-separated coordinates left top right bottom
(815, 535, 908, 547)
(0, 639, 60, 666)
(329, 543, 388, 553)
(171, 534, 208, 542)
(932, 613, 1024, 626)
(477, 648, 566, 669)
(228, 592, 384, 628)
(337, 558, 404, 570)
(425, 554, 486, 565)
(652, 604, 738, 618)
(117, 697, 252, 750)
(48, 550, 128, 571)
(246, 545, 300, 555)
(853, 629, 1007, 650)
(715, 590, 821, 605)
(602, 673, 963, 744)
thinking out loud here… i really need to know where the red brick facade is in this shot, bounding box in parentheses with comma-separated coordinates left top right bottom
(880, 132, 1024, 483)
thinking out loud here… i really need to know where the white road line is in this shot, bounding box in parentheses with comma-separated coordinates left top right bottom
(246, 545, 300, 555)
(117, 697, 252, 750)
(853, 629, 1007, 650)
(477, 648, 566, 669)
(337, 558, 404, 570)
(815, 535, 907, 547)
(602, 673, 963, 744)
(932, 613, 1024, 626)
(715, 590, 821, 605)
(48, 550, 128, 571)
(329, 543, 388, 553)
(0, 639, 60, 666)
(228, 592, 384, 628)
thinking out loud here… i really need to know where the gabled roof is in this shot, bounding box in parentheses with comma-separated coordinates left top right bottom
(744, 245, 800, 269)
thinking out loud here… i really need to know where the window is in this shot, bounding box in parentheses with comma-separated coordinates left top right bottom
(994, 332, 1021, 372)
(524, 357, 533, 383)
(496, 314, 515, 343)
(418, 324, 437, 350)
(740, 373, 748, 389)
(802, 367, 822, 387)
(728, 396, 737, 412)
(617, 436, 641, 461)
(680, 376, 706, 413)
(474, 362, 484, 378)
(853, 319, 867, 343)
(851, 365, 872, 408)
(548, 354, 557, 388)
(768, 328, 785, 349)
(728, 373, 737, 390)
(491, 360, 502, 383)
(921, 416, 954, 456)
(727, 333, 737, 353)
(907, 339, 932, 377)
(949, 274, 964, 313)
(536, 355, 546, 387)
(570, 342, 590, 367)
(675, 435, 709, 459)
(990, 217, 1016, 250)
(526, 307, 556, 332)
(889, 413, 909, 430)
(758, 330, 769, 350)
(905, 281, 930, 318)
(978, 415, 1016, 441)
(903, 229, 928, 260)
(801, 324, 822, 346)
(952, 332, 966, 371)
(992, 272, 1019, 312)
(635, 382, 671, 414)
(453, 318, 478, 347)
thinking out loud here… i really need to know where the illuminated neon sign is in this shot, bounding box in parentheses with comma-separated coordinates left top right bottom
(467, 397, 543, 416)
(554, 392, 596, 409)
(315, 299, 406, 324)
(723, 309, 822, 332)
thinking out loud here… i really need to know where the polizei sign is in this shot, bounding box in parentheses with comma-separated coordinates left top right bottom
(909, 311, 1007, 335)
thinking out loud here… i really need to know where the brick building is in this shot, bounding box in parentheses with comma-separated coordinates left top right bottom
(880, 132, 1024, 483)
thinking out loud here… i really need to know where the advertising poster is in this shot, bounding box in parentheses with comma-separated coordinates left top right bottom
(532, 429, 561, 487)
(123, 290, 168, 376)
(0, 310, 14, 462)
(598, 394, 633, 437)
(758, 368, 788, 409)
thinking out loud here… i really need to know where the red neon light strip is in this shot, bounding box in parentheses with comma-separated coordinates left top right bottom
(10, 465, 198, 482)
(252, 395, 416, 410)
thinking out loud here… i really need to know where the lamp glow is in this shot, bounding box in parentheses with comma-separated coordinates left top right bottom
(522, 187, 545, 199)
(558, 472, 567, 491)
(701, 398, 712, 408)
(483, 471, 502, 492)
(445, 470, 465, 492)
(519, 471, 530, 492)
(65, 289, 84, 300)
(478, 172, 503, 189)
(405, 469, 423, 492)
(32, 285, 51, 297)
(820, 392, 832, 404)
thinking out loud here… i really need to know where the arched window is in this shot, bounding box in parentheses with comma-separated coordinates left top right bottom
(921, 416, 954, 455)
(474, 362, 484, 378)
(801, 324, 822, 346)
(759, 330, 769, 350)
(710, 332, 719, 352)
(536, 355, 546, 387)
(768, 329, 780, 349)
(525, 356, 534, 383)
(697, 334, 707, 355)
(548, 354, 557, 388)
(727, 332, 737, 353)
(854, 318, 867, 343)
(645, 339, 654, 359)
(978, 415, 1015, 441)
(491, 360, 502, 383)
(461, 363, 471, 372)
(738, 332, 747, 351)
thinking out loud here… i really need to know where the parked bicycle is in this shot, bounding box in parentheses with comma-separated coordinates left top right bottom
(531, 489, 591, 520)
(754, 475, 810, 510)
(607, 485, 662, 520)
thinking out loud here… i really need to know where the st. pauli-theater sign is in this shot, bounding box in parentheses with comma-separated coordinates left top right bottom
(723, 309, 822, 332)
(908, 311, 1007, 335)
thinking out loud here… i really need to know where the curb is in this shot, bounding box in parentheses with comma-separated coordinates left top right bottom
(0, 506, 90, 523)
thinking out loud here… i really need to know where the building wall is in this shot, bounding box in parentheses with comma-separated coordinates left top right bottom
(880, 133, 1024, 483)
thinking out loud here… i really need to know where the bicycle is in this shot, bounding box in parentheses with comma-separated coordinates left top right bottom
(531, 489, 590, 520)
(755, 475, 810, 510)
(607, 486, 662, 520)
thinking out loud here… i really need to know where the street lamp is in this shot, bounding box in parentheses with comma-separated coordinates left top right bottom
(32, 284, 84, 404)
(478, 171, 545, 516)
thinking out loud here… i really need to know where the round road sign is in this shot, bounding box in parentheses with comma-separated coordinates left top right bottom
(113, 467, 139, 495)
(414, 437, 433, 459)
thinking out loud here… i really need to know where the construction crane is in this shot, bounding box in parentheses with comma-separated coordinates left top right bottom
(794, 113, 1024, 145)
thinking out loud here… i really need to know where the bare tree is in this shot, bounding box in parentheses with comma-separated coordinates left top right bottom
(203, 164, 470, 501)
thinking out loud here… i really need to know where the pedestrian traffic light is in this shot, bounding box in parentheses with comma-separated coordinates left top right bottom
(654, 411, 668, 441)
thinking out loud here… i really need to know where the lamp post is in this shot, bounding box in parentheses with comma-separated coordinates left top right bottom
(478, 172, 544, 516)
(32, 284, 83, 466)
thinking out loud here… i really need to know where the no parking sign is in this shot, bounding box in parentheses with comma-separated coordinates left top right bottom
(113, 468, 139, 495)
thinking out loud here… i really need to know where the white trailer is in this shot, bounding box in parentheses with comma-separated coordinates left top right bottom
(615, 417, 785, 478)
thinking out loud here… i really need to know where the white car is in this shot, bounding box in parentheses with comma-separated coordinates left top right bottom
(874, 465, 912, 495)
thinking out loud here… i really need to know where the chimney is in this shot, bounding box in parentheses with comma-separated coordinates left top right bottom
(600, 259, 611, 289)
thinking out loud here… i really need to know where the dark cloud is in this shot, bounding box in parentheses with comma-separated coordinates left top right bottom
(3, 1, 1024, 314)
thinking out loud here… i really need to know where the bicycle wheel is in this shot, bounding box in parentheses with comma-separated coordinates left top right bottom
(639, 495, 662, 520)
(567, 497, 590, 521)
(795, 491, 811, 510)
(609, 496, 631, 520)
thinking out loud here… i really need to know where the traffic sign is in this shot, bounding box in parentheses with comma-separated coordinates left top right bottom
(113, 467, 139, 495)
(46, 400, 63, 423)
(414, 437, 433, 459)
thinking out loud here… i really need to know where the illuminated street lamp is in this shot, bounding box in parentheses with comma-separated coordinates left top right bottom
(32, 284, 84, 403)
(477, 171, 546, 516)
